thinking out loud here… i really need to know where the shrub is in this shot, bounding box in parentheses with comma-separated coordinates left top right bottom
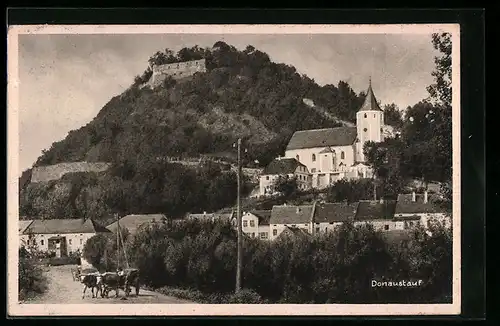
(18, 249, 48, 301)
(228, 289, 264, 304)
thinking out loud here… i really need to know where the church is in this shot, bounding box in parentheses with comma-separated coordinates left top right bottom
(260, 80, 386, 194)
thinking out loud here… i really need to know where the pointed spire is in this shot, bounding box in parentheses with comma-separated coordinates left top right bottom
(358, 77, 382, 112)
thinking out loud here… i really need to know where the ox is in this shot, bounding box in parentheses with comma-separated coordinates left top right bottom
(80, 273, 100, 299)
(120, 268, 140, 297)
(97, 272, 122, 298)
(98, 268, 141, 298)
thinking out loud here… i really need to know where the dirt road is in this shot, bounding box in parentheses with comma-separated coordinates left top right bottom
(26, 265, 193, 304)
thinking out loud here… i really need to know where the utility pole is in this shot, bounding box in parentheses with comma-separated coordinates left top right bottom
(235, 138, 242, 293)
(116, 213, 120, 270)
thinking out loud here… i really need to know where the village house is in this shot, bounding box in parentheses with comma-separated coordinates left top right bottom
(269, 204, 314, 240)
(395, 192, 451, 230)
(353, 199, 400, 231)
(283, 80, 384, 189)
(241, 210, 271, 240)
(186, 211, 235, 223)
(106, 214, 168, 236)
(259, 157, 312, 196)
(21, 218, 111, 257)
(312, 202, 359, 235)
(276, 226, 312, 241)
(19, 219, 34, 247)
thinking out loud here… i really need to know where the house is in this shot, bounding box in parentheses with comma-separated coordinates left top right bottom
(353, 199, 399, 231)
(22, 218, 111, 257)
(269, 204, 314, 240)
(276, 226, 312, 241)
(284, 80, 383, 188)
(395, 192, 451, 230)
(312, 202, 358, 235)
(187, 211, 235, 223)
(241, 210, 271, 240)
(19, 219, 34, 247)
(259, 157, 312, 196)
(106, 214, 167, 235)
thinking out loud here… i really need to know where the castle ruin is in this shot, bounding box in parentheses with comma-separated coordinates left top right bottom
(30, 162, 112, 183)
(148, 58, 206, 88)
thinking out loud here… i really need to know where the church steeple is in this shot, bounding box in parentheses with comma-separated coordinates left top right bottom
(359, 78, 382, 112)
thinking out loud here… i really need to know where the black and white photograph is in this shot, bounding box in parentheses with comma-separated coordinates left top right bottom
(7, 24, 460, 316)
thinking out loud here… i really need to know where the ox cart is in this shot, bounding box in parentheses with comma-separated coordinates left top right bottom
(97, 214, 141, 299)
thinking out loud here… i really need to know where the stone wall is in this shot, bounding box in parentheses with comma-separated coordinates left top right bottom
(31, 162, 111, 183)
(148, 58, 206, 88)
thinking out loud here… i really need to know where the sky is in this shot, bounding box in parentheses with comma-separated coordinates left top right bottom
(18, 33, 439, 172)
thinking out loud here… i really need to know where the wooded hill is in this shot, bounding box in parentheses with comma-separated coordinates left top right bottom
(19, 35, 452, 221)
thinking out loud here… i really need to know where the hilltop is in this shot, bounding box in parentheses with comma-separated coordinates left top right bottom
(19, 41, 386, 221)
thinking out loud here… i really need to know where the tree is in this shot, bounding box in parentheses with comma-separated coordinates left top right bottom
(273, 175, 299, 198)
(82, 233, 110, 269)
(383, 103, 403, 129)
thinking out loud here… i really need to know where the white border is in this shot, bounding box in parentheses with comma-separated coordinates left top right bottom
(7, 24, 461, 316)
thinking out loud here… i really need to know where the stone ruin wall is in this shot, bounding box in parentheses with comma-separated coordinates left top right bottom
(31, 162, 112, 183)
(148, 58, 206, 88)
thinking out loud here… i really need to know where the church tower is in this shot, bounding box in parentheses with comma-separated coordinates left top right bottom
(356, 78, 384, 162)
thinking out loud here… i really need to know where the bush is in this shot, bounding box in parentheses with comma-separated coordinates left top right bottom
(228, 289, 264, 304)
(18, 249, 48, 301)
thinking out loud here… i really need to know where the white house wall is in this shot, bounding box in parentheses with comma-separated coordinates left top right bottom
(28, 232, 97, 254)
(314, 222, 343, 234)
(285, 145, 356, 173)
(354, 220, 406, 232)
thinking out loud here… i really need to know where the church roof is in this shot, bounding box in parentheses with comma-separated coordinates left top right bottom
(286, 127, 357, 150)
(358, 80, 383, 112)
(262, 158, 306, 175)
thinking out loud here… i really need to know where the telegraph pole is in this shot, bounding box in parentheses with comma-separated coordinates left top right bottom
(116, 213, 120, 270)
(235, 138, 242, 293)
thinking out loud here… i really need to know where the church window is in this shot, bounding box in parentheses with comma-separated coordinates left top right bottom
(341, 151, 345, 159)
(364, 113, 367, 118)
(266, 176, 269, 180)
(312, 154, 316, 162)
(380, 128, 383, 132)
(374, 114, 376, 118)
(364, 128, 367, 132)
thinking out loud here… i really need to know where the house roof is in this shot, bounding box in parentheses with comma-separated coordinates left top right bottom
(24, 218, 110, 235)
(19, 220, 34, 234)
(358, 81, 382, 112)
(277, 226, 311, 240)
(354, 200, 397, 221)
(270, 205, 313, 225)
(286, 127, 357, 151)
(313, 202, 358, 223)
(107, 214, 166, 235)
(395, 194, 443, 214)
(262, 158, 306, 175)
(249, 210, 272, 225)
(392, 214, 422, 221)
